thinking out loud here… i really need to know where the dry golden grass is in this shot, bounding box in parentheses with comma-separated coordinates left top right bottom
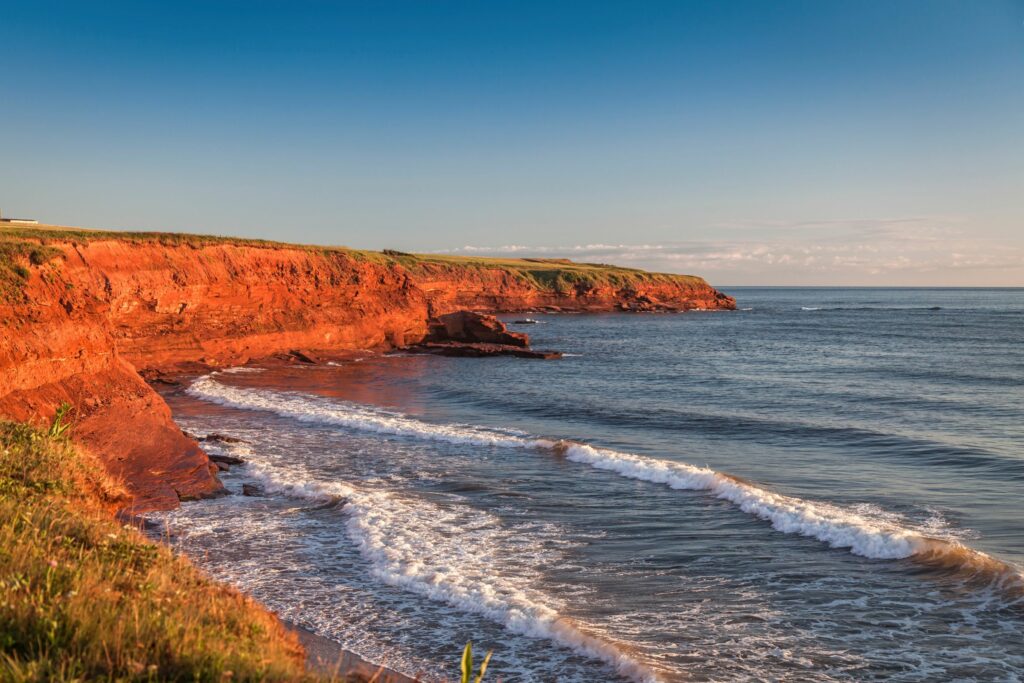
(0, 420, 322, 682)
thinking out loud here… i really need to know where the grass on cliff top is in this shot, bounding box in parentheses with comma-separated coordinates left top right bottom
(1, 223, 705, 295)
(376, 251, 705, 292)
(0, 419, 326, 682)
(0, 238, 62, 301)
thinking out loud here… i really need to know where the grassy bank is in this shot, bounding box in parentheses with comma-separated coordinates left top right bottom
(1, 223, 705, 300)
(0, 419, 319, 682)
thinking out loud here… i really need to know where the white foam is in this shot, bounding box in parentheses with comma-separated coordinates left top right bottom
(240, 461, 660, 682)
(553, 442, 921, 559)
(190, 374, 530, 448)
(188, 375, 1023, 576)
(217, 366, 265, 374)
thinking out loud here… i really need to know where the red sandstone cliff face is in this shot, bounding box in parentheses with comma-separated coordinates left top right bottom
(0, 235, 733, 511)
(414, 261, 734, 314)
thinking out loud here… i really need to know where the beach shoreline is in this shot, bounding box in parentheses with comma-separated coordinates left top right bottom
(286, 621, 420, 683)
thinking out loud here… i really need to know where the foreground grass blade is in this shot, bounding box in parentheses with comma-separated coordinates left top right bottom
(474, 650, 493, 683)
(461, 642, 473, 683)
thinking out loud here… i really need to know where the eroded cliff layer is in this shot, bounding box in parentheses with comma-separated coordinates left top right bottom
(0, 225, 734, 510)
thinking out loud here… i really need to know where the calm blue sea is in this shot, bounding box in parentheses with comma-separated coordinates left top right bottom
(157, 287, 1024, 682)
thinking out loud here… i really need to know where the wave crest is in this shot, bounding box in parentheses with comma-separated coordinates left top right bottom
(238, 461, 660, 682)
(189, 374, 1024, 597)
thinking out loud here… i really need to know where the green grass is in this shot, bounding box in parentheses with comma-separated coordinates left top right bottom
(1, 223, 707, 300)
(0, 237, 62, 300)
(0, 420, 322, 682)
(460, 642, 492, 683)
(375, 251, 704, 292)
(0, 224, 298, 250)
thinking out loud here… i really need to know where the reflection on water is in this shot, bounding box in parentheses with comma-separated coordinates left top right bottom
(156, 288, 1024, 682)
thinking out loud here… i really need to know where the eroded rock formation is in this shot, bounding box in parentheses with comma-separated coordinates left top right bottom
(412, 311, 560, 358)
(0, 228, 734, 510)
(426, 311, 530, 347)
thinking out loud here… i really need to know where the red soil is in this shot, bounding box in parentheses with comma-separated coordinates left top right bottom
(0, 236, 733, 511)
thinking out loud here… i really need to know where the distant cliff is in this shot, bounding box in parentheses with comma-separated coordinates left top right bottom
(0, 224, 734, 510)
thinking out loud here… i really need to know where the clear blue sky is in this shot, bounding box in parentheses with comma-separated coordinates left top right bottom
(1, 0, 1021, 285)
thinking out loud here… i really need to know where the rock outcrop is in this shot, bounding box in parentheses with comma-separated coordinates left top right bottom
(426, 311, 530, 347)
(0, 225, 734, 511)
(406, 342, 563, 360)
(412, 311, 560, 358)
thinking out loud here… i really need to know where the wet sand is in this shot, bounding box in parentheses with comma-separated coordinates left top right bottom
(288, 621, 420, 682)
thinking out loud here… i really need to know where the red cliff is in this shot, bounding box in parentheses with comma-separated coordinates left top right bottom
(0, 225, 734, 510)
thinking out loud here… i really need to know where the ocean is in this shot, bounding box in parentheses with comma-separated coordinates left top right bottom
(155, 287, 1024, 682)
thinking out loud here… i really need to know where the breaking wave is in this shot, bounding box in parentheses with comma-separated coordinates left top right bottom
(188, 373, 1024, 597)
(240, 461, 660, 682)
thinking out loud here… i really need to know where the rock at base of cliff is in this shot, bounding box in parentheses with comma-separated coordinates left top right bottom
(288, 349, 321, 364)
(427, 311, 530, 347)
(615, 294, 679, 312)
(405, 342, 562, 360)
(208, 452, 246, 467)
(200, 432, 249, 445)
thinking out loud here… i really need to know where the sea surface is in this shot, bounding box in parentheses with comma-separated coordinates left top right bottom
(155, 287, 1024, 682)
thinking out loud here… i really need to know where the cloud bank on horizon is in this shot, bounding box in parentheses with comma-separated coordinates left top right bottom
(435, 217, 1024, 287)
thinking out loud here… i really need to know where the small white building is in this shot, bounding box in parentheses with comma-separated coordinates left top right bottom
(0, 209, 38, 224)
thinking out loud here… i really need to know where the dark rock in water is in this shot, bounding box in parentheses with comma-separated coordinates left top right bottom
(208, 453, 246, 466)
(414, 310, 562, 358)
(513, 318, 540, 324)
(310, 495, 349, 510)
(426, 310, 530, 347)
(288, 349, 320, 364)
(200, 432, 249, 445)
(242, 483, 265, 497)
(406, 342, 562, 360)
(176, 485, 229, 502)
(138, 368, 181, 385)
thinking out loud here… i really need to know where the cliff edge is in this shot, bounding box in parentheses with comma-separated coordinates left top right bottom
(0, 224, 734, 510)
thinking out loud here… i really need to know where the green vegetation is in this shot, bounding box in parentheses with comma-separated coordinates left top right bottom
(0, 224, 294, 251)
(0, 416, 496, 682)
(1, 223, 705, 301)
(0, 419, 319, 682)
(46, 404, 73, 440)
(376, 251, 703, 292)
(0, 236, 62, 300)
(460, 642, 492, 683)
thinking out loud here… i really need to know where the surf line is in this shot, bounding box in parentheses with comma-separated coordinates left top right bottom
(229, 458, 663, 683)
(188, 373, 1024, 597)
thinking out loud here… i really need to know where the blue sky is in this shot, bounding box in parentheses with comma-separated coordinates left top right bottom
(1, 0, 1021, 285)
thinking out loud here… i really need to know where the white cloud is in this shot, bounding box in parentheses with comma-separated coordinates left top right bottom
(432, 216, 1024, 285)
